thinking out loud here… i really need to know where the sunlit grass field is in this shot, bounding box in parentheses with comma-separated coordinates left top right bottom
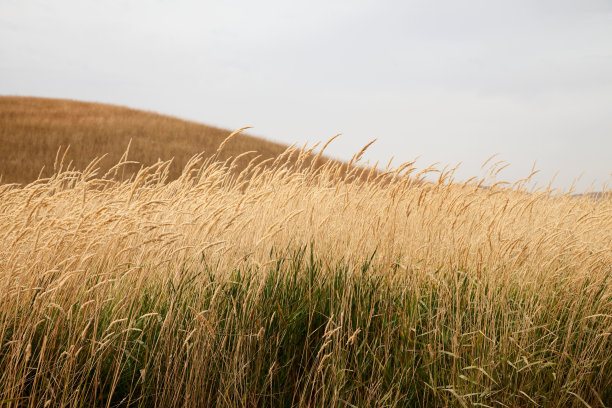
(1, 102, 611, 406)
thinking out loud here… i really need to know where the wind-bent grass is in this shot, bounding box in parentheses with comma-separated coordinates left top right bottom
(0, 138, 611, 407)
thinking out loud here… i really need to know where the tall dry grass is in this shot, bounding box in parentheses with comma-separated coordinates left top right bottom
(0, 135, 611, 407)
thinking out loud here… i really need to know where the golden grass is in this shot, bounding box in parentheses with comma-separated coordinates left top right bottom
(0, 138, 610, 406)
(1, 142, 609, 290)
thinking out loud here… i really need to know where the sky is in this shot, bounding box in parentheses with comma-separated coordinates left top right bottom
(1, 0, 611, 192)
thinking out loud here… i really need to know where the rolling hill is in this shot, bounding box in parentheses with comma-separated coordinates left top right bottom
(0, 96, 293, 184)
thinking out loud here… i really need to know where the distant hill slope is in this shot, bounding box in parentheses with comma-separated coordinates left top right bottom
(0, 96, 293, 184)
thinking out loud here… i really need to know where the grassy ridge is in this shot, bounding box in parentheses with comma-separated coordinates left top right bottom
(2, 247, 611, 407)
(0, 96, 292, 184)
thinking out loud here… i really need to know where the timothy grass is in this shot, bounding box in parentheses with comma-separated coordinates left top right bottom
(0, 132, 610, 407)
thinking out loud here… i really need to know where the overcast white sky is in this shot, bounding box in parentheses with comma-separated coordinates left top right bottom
(1, 0, 611, 191)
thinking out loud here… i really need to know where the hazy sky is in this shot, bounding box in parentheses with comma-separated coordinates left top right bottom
(1, 0, 611, 191)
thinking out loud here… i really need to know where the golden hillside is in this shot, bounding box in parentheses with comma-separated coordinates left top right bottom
(0, 96, 292, 184)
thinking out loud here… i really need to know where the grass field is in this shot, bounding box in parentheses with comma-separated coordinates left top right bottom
(0, 98, 611, 407)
